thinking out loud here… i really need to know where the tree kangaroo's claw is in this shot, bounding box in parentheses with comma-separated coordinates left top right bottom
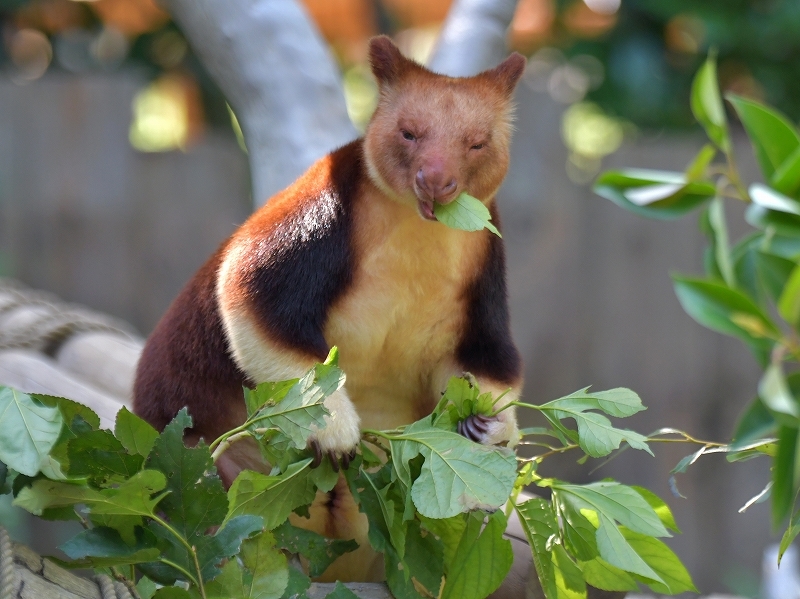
(457, 414, 494, 443)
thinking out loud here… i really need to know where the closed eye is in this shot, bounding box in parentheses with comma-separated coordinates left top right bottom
(471, 143, 485, 150)
(401, 130, 416, 141)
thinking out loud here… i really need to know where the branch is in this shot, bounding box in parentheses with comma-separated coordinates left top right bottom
(159, 0, 358, 205)
(428, 0, 521, 76)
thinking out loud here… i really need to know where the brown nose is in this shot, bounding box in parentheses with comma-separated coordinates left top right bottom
(416, 168, 457, 203)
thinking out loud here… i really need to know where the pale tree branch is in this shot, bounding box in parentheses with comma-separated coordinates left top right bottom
(159, 0, 358, 205)
(428, 0, 521, 76)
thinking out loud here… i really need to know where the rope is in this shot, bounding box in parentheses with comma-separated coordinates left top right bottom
(95, 574, 136, 599)
(0, 527, 16, 599)
(0, 279, 140, 354)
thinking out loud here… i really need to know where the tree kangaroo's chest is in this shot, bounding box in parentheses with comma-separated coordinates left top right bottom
(323, 207, 487, 430)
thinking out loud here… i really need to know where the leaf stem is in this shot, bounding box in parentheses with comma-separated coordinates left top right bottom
(151, 515, 207, 598)
(210, 429, 253, 462)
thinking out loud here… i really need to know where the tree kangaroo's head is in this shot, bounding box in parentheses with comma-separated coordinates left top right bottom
(363, 35, 525, 221)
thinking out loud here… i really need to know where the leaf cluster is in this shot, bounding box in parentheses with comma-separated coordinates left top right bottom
(594, 54, 800, 561)
(0, 356, 694, 599)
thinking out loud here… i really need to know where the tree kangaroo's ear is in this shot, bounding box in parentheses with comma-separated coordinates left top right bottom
(368, 35, 419, 87)
(484, 53, 527, 96)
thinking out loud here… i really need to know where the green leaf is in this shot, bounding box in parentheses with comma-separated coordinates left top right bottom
(401, 519, 444, 597)
(779, 263, 800, 328)
(392, 423, 516, 519)
(579, 557, 638, 592)
(0, 387, 63, 477)
(558, 501, 598, 561)
(537, 389, 650, 458)
(225, 459, 317, 530)
(630, 487, 680, 533)
(35, 394, 100, 431)
(772, 145, 800, 197)
(115, 407, 159, 457)
(136, 577, 158, 599)
(553, 482, 669, 538)
(622, 528, 697, 594)
(759, 365, 800, 425)
(685, 144, 717, 181)
(244, 380, 297, 417)
(357, 469, 406, 558)
(434, 192, 501, 237)
(779, 509, 800, 563)
(757, 251, 796, 303)
(66, 429, 144, 485)
(751, 183, 800, 216)
(672, 275, 776, 365)
(594, 513, 662, 582)
(773, 426, 799, 527)
(272, 521, 358, 578)
(440, 511, 512, 599)
(246, 362, 343, 450)
(728, 94, 800, 182)
(691, 56, 730, 152)
(419, 514, 467, 568)
(515, 498, 584, 599)
(324, 581, 360, 599)
(58, 526, 160, 568)
(153, 588, 193, 599)
(594, 169, 715, 220)
(14, 469, 167, 516)
(707, 197, 735, 287)
(746, 203, 800, 237)
(146, 409, 229, 542)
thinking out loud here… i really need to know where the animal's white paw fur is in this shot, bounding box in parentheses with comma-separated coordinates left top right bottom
(308, 388, 361, 469)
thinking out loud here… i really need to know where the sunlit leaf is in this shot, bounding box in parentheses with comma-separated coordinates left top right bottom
(773, 426, 800, 528)
(622, 528, 697, 594)
(0, 387, 63, 477)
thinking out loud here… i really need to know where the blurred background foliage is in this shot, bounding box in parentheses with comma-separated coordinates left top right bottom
(4, 0, 800, 157)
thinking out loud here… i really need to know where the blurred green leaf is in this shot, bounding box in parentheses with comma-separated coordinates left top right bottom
(594, 169, 715, 220)
(672, 275, 776, 365)
(759, 365, 800, 426)
(747, 204, 800, 237)
(751, 183, 800, 216)
(728, 95, 800, 182)
(732, 397, 776, 450)
(691, 56, 730, 152)
(773, 426, 799, 528)
(773, 146, 800, 198)
(707, 197, 735, 287)
(779, 509, 800, 563)
(779, 263, 800, 328)
(685, 144, 717, 181)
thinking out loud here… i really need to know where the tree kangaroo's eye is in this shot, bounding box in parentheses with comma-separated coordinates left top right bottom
(471, 143, 485, 150)
(401, 130, 416, 141)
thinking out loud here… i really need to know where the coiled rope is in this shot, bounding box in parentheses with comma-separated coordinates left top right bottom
(0, 527, 15, 599)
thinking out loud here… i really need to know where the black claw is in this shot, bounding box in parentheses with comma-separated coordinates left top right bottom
(458, 414, 497, 442)
(328, 450, 340, 473)
(341, 450, 351, 470)
(310, 440, 323, 468)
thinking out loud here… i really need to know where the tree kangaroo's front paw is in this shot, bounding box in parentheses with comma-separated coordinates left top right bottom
(457, 412, 519, 447)
(307, 390, 361, 471)
(308, 439, 358, 472)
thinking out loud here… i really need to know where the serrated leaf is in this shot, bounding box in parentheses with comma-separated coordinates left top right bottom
(59, 526, 160, 568)
(623, 528, 697, 593)
(115, 407, 159, 457)
(246, 363, 343, 449)
(14, 469, 167, 516)
(440, 511, 512, 599)
(225, 459, 316, 530)
(244, 380, 297, 417)
(0, 387, 63, 477)
(434, 192, 501, 236)
(146, 409, 228, 541)
(392, 425, 516, 519)
(67, 429, 144, 485)
(272, 521, 357, 578)
(691, 56, 730, 152)
(729, 94, 800, 182)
